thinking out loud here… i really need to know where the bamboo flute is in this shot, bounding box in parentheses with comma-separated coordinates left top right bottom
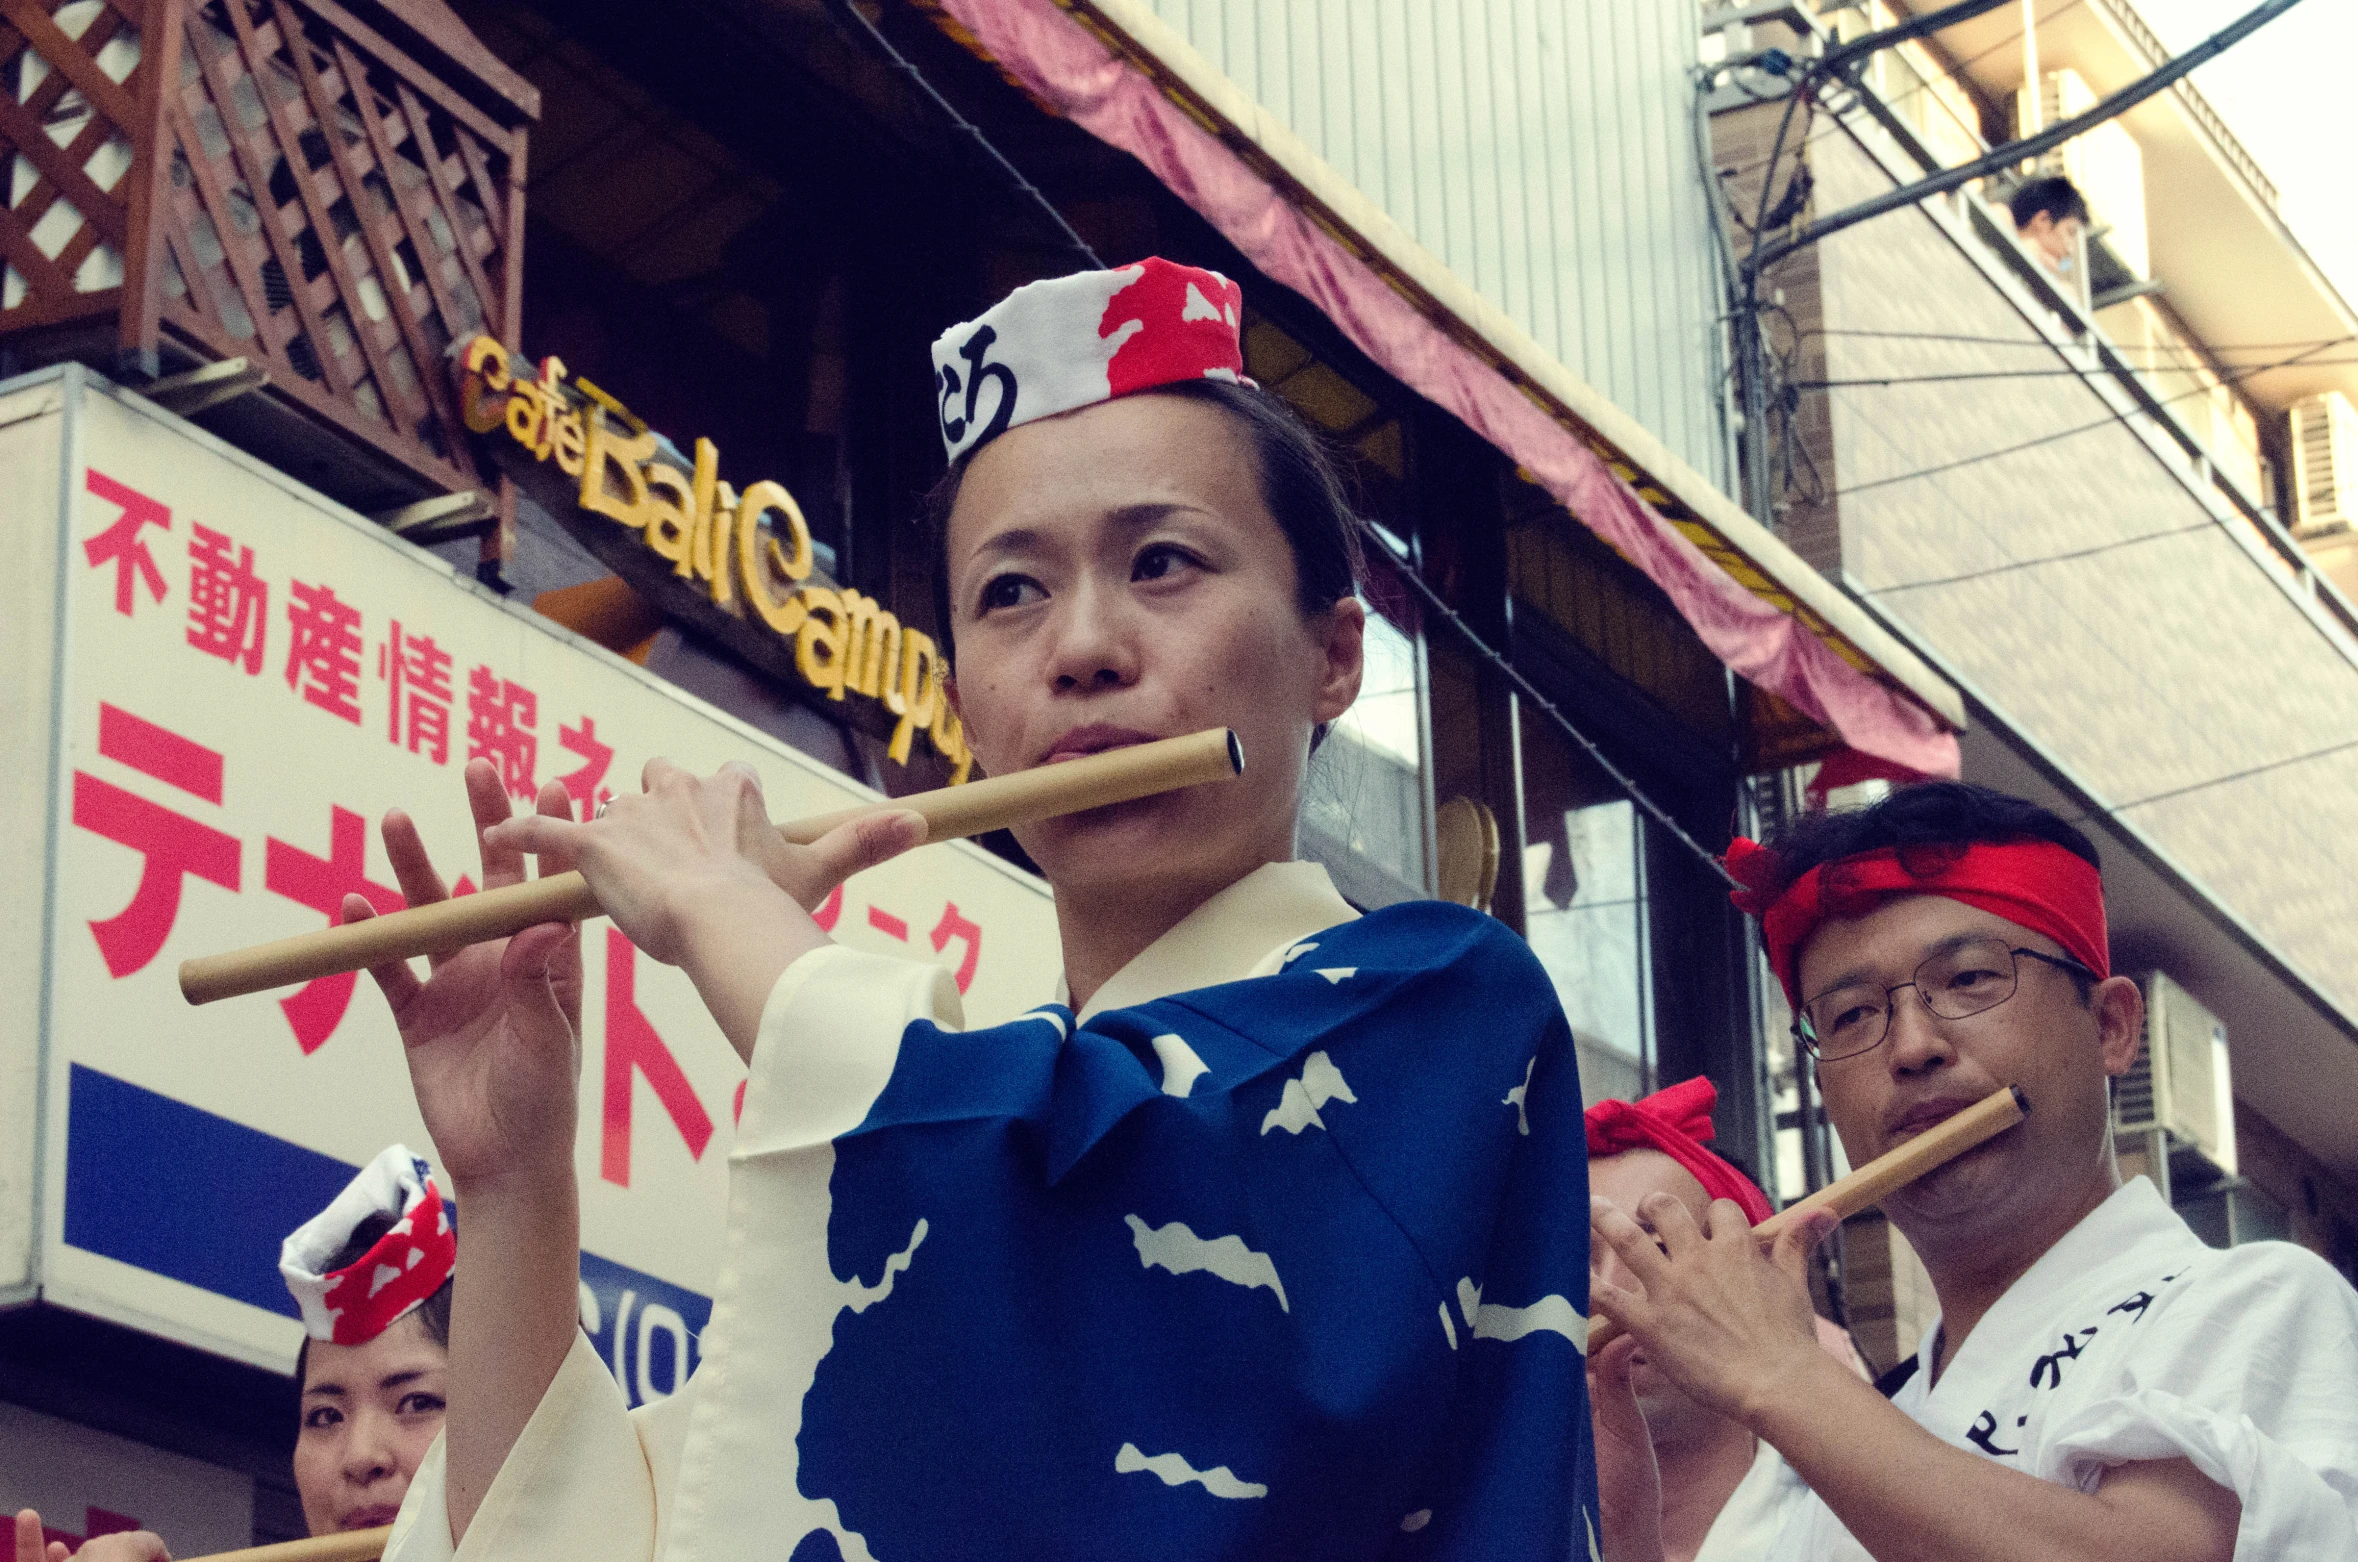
(178, 1528, 389, 1562)
(179, 728, 1243, 1006)
(1588, 1084, 2029, 1353)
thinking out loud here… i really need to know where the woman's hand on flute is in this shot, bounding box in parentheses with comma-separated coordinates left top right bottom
(1587, 1194, 1840, 1430)
(482, 759, 924, 1063)
(344, 762, 586, 1197)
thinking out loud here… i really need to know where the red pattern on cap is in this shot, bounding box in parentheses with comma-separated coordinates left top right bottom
(316, 1178, 455, 1347)
(1728, 837, 2109, 1008)
(1101, 258, 1246, 396)
(1585, 1076, 1775, 1226)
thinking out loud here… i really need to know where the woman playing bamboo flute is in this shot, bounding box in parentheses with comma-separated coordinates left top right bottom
(361, 259, 1599, 1561)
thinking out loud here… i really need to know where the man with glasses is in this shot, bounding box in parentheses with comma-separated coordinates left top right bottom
(1587, 783, 2358, 1561)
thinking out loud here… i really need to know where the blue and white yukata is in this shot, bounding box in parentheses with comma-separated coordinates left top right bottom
(387, 862, 1601, 1561)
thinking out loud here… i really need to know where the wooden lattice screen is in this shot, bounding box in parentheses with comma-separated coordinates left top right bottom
(0, 0, 528, 497)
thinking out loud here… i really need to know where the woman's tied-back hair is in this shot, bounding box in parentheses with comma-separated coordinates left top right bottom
(922, 378, 1367, 665)
(295, 1211, 453, 1387)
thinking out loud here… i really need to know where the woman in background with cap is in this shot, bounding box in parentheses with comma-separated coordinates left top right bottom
(281, 1146, 457, 1542)
(359, 258, 1599, 1560)
(11, 1148, 454, 1561)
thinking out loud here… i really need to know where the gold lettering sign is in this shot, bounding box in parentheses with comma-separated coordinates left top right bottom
(457, 336, 970, 781)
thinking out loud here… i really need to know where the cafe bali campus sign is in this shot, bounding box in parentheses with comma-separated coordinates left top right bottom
(455, 337, 971, 782)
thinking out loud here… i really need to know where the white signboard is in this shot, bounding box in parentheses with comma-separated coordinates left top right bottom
(8, 369, 1060, 1399)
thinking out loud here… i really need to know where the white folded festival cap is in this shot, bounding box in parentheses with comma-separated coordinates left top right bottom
(929, 257, 1251, 463)
(280, 1145, 456, 1345)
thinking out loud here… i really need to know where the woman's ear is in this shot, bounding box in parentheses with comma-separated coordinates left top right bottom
(1311, 596, 1367, 727)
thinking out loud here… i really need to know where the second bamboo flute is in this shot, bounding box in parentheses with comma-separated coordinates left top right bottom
(1587, 1084, 2029, 1353)
(179, 728, 1244, 1007)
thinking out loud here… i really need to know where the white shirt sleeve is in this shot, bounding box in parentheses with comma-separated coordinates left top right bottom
(2035, 1242, 2358, 1558)
(382, 944, 953, 1562)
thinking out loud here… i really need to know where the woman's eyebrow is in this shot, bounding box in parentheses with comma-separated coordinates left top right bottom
(377, 1368, 433, 1392)
(303, 1382, 347, 1399)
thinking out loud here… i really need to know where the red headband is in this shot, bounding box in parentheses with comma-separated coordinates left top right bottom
(1725, 837, 2109, 1009)
(1585, 1077, 1774, 1226)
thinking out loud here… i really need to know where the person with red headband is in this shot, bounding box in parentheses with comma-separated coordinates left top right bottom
(1587, 782, 2358, 1562)
(1585, 1080, 1864, 1562)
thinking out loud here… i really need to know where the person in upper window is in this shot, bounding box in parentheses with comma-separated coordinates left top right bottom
(1589, 781, 2358, 1562)
(2008, 175, 2089, 280)
(361, 257, 1599, 1560)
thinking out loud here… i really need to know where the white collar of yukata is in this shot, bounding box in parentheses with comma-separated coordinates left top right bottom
(1904, 1174, 2188, 1385)
(1063, 861, 1359, 1024)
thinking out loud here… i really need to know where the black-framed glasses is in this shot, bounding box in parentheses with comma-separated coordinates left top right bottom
(1795, 937, 2096, 1062)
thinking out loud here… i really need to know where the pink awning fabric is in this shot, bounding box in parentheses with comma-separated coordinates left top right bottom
(934, 0, 1960, 778)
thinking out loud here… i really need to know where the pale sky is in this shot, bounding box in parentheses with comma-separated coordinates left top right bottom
(2131, 0, 2358, 310)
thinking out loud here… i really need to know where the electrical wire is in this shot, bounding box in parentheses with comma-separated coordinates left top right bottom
(1370, 534, 1742, 888)
(2090, 737, 2358, 815)
(821, 0, 1101, 268)
(1867, 520, 2213, 593)
(1713, 0, 2090, 184)
(1794, 360, 2358, 389)
(1804, 326, 2353, 357)
(1747, 0, 2309, 276)
(1834, 333, 2352, 497)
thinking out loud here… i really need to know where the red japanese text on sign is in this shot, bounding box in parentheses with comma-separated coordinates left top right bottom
(285, 580, 364, 723)
(83, 470, 169, 618)
(601, 930, 714, 1189)
(467, 665, 539, 800)
(557, 714, 615, 818)
(381, 621, 456, 765)
(265, 806, 404, 1053)
(70, 703, 240, 978)
(187, 523, 268, 674)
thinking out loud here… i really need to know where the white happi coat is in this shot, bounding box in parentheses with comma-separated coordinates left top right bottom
(1767, 1177, 2358, 1559)
(1693, 1439, 1812, 1562)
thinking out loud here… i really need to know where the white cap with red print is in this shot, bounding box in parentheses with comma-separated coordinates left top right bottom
(280, 1144, 456, 1346)
(930, 257, 1250, 463)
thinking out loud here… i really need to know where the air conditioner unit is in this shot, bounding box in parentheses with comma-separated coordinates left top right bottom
(2114, 972, 2237, 1178)
(2290, 391, 2358, 537)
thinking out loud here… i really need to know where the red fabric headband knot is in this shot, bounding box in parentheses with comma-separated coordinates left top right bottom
(1585, 1076, 1775, 1226)
(1722, 837, 2110, 1009)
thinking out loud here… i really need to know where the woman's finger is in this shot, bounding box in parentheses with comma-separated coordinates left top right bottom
(641, 755, 693, 794)
(531, 779, 579, 878)
(798, 810, 928, 903)
(483, 810, 581, 860)
(380, 808, 449, 908)
(467, 759, 526, 890)
(501, 922, 580, 1061)
(344, 894, 424, 1012)
(17, 1508, 43, 1562)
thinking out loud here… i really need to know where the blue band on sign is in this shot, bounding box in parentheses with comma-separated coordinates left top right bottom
(63, 1064, 708, 1403)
